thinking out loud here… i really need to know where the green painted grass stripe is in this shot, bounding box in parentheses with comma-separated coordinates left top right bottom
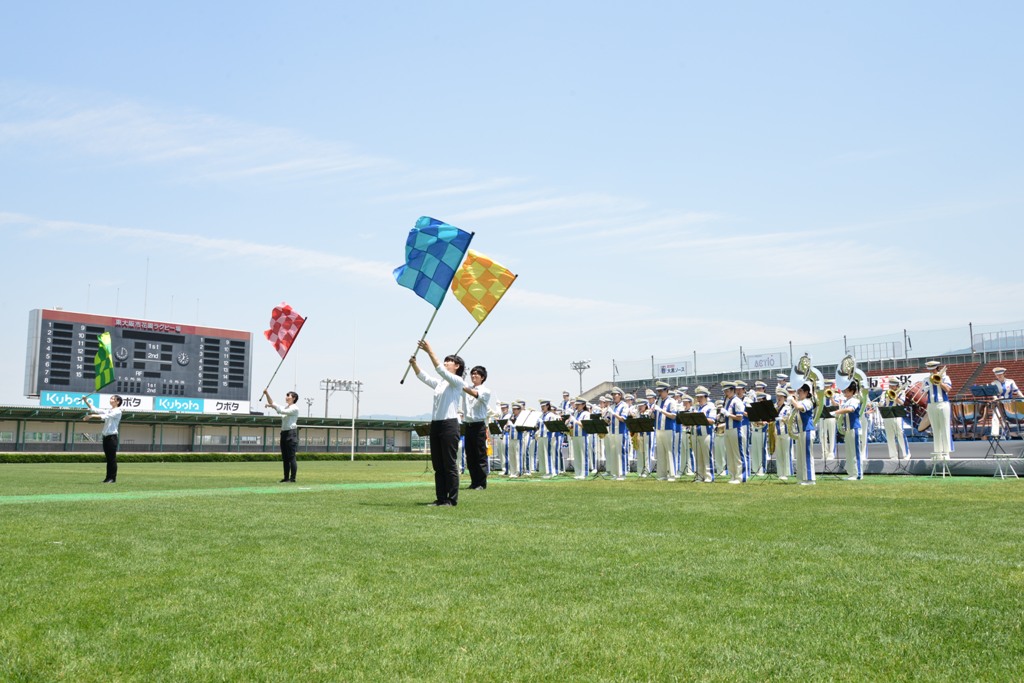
(0, 480, 434, 505)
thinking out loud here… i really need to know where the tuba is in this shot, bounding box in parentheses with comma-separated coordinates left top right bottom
(834, 355, 869, 436)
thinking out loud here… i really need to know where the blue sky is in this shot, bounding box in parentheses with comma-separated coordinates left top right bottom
(1, 1, 1021, 417)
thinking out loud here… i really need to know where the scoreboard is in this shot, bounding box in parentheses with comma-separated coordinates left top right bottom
(25, 309, 253, 414)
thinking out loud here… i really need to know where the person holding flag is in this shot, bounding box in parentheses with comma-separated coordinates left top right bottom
(82, 331, 121, 483)
(265, 391, 301, 483)
(410, 339, 467, 507)
(83, 395, 124, 483)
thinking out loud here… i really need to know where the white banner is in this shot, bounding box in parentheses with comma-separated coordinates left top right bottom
(656, 361, 691, 377)
(745, 353, 786, 371)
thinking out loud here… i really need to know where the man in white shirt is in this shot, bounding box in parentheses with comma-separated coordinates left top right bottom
(923, 360, 954, 464)
(461, 365, 492, 490)
(84, 395, 124, 483)
(265, 391, 301, 483)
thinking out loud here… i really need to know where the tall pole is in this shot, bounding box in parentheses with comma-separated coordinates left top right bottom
(570, 360, 591, 396)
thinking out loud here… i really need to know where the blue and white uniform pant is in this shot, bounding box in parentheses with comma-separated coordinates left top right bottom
(819, 418, 837, 460)
(725, 428, 747, 482)
(774, 432, 793, 478)
(570, 435, 590, 476)
(795, 429, 816, 483)
(750, 426, 767, 474)
(883, 418, 910, 459)
(845, 427, 864, 479)
(655, 429, 676, 479)
(694, 431, 714, 481)
(927, 402, 953, 458)
(606, 433, 628, 478)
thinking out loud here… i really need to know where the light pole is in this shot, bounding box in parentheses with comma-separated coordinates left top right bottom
(304, 397, 314, 417)
(320, 378, 342, 419)
(570, 359, 591, 396)
(336, 379, 363, 462)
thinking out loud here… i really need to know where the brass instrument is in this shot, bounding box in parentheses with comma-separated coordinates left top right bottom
(930, 366, 948, 386)
(767, 420, 777, 453)
(824, 387, 836, 400)
(885, 388, 898, 402)
(786, 397, 803, 441)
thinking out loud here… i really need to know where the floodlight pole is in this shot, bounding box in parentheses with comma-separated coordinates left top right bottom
(336, 380, 363, 461)
(304, 397, 314, 417)
(570, 359, 591, 396)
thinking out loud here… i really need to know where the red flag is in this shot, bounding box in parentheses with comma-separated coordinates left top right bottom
(264, 303, 306, 359)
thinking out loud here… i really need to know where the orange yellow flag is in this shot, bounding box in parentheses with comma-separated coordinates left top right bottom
(450, 249, 517, 324)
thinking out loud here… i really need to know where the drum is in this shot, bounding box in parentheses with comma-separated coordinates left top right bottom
(904, 383, 929, 430)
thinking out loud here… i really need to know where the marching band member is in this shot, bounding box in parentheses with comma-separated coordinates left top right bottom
(773, 387, 793, 481)
(693, 386, 717, 482)
(990, 367, 1023, 437)
(566, 397, 592, 478)
(595, 395, 611, 474)
(723, 382, 748, 484)
(536, 400, 561, 478)
(634, 397, 654, 476)
(650, 382, 678, 481)
(713, 397, 728, 476)
(669, 389, 684, 475)
(559, 390, 574, 466)
(679, 393, 695, 476)
(790, 382, 817, 485)
(818, 382, 839, 461)
(560, 391, 574, 415)
(775, 373, 789, 396)
(494, 402, 511, 474)
(607, 388, 630, 480)
(507, 401, 526, 477)
(834, 382, 865, 480)
(923, 360, 954, 462)
(749, 381, 769, 477)
(878, 379, 911, 461)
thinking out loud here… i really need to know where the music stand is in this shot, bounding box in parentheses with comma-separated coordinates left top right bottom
(581, 418, 610, 478)
(415, 423, 432, 474)
(677, 413, 710, 481)
(816, 405, 844, 477)
(626, 416, 655, 477)
(544, 419, 572, 476)
(487, 420, 507, 472)
(879, 406, 912, 474)
(747, 401, 779, 481)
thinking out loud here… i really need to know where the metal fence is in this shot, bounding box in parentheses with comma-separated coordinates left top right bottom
(613, 319, 1024, 383)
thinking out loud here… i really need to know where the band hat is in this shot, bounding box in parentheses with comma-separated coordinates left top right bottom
(776, 373, 788, 381)
(499, 402, 509, 407)
(562, 390, 570, 395)
(925, 360, 941, 369)
(680, 394, 693, 402)
(624, 393, 635, 400)
(512, 402, 523, 408)
(677, 386, 689, 392)
(669, 389, 682, 396)
(574, 397, 587, 404)
(636, 398, 649, 406)
(655, 381, 671, 390)
(539, 400, 551, 407)
(611, 387, 624, 395)
(776, 387, 788, 396)
(600, 395, 611, 402)
(888, 378, 900, 385)
(721, 381, 735, 389)
(993, 367, 1007, 374)
(694, 385, 710, 396)
(733, 380, 747, 389)
(754, 381, 767, 388)
(645, 390, 656, 397)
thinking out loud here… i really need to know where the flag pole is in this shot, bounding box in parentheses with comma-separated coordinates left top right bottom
(262, 316, 309, 400)
(400, 308, 440, 384)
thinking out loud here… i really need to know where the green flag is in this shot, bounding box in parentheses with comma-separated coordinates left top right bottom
(94, 332, 115, 392)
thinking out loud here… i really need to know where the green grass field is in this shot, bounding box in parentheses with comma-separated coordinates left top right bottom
(1, 462, 1022, 682)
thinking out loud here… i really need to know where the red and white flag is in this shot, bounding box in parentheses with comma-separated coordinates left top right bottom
(264, 303, 306, 359)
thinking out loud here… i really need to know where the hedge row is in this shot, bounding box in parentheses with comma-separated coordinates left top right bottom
(0, 452, 430, 464)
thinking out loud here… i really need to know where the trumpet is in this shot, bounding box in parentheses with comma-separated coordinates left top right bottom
(824, 387, 836, 400)
(885, 388, 899, 402)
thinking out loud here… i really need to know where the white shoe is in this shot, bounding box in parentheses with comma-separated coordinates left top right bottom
(667, 477, 676, 482)
(615, 476, 626, 481)
(778, 476, 788, 481)
(845, 476, 859, 481)
(574, 475, 586, 480)
(800, 481, 815, 486)
(728, 479, 741, 485)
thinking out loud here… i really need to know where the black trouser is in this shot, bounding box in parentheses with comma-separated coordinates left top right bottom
(102, 434, 119, 481)
(429, 418, 460, 504)
(464, 422, 488, 488)
(280, 429, 298, 480)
